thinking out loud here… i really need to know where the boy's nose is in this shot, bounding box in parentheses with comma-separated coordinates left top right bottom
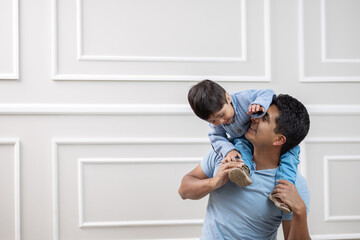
(213, 120, 221, 126)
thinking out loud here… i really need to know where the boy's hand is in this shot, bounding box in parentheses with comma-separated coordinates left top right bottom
(247, 104, 265, 115)
(222, 150, 242, 164)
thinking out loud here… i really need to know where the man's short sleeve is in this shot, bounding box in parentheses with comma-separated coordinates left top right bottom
(201, 149, 220, 178)
(282, 174, 310, 220)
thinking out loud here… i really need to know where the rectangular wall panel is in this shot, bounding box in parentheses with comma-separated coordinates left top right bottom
(53, 0, 271, 81)
(0, 0, 18, 79)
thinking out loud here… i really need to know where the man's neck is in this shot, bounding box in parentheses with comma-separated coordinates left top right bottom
(252, 147, 281, 170)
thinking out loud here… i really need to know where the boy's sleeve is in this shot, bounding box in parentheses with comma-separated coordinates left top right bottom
(208, 123, 236, 158)
(247, 89, 275, 118)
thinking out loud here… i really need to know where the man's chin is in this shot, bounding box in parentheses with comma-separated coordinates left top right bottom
(244, 132, 252, 140)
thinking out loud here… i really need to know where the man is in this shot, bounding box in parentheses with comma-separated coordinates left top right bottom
(178, 94, 311, 240)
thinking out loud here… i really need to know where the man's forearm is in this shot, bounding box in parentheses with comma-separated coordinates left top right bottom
(178, 175, 217, 200)
(179, 162, 238, 200)
(287, 206, 311, 240)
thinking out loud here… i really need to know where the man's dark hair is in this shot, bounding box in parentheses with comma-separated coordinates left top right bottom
(188, 80, 227, 120)
(272, 94, 310, 155)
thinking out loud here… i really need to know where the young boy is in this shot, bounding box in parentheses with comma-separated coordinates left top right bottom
(187, 79, 300, 214)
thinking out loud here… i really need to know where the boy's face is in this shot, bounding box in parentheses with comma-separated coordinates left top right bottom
(206, 93, 235, 126)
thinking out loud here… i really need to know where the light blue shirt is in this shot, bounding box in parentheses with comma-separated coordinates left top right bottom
(209, 89, 275, 158)
(200, 149, 310, 240)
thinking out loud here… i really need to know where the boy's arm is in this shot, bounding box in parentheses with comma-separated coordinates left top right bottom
(208, 124, 236, 158)
(247, 89, 275, 118)
(178, 162, 241, 200)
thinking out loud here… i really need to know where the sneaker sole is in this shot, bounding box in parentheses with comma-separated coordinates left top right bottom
(268, 193, 291, 214)
(228, 168, 252, 187)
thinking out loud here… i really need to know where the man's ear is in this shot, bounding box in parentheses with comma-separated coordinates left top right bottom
(226, 92, 232, 104)
(273, 135, 286, 146)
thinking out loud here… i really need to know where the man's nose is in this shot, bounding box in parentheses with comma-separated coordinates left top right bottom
(251, 117, 259, 123)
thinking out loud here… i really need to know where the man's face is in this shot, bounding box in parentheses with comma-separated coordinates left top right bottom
(206, 93, 235, 126)
(245, 104, 280, 147)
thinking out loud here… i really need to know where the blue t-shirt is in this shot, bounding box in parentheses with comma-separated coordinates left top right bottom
(200, 149, 310, 240)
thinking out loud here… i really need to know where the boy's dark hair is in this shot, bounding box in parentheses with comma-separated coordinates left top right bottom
(188, 80, 227, 120)
(272, 94, 310, 155)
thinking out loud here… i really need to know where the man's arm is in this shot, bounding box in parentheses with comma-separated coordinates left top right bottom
(282, 208, 310, 240)
(272, 180, 311, 240)
(178, 162, 241, 200)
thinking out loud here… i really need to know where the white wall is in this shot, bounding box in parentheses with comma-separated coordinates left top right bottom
(0, 0, 360, 239)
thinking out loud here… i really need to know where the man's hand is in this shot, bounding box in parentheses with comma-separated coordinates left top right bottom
(222, 150, 242, 164)
(271, 180, 306, 215)
(275, 180, 311, 240)
(178, 161, 243, 200)
(212, 161, 243, 189)
(247, 104, 265, 115)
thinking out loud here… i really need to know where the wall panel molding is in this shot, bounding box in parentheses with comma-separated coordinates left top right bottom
(78, 158, 203, 228)
(300, 138, 360, 180)
(0, 104, 360, 115)
(0, 104, 192, 115)
(311, 233, 360, 240)
(0, 139, 20, 240)
(298, 0, 360, 82)
(0, 0, 19, 80)
(320, 0, 360, 63)
(300, 138, 360, 238)
(77, 0, 247, 63)
(324, 155, 360, 222)
(52, 138, 208, 240)
(52, 0, 271, 82)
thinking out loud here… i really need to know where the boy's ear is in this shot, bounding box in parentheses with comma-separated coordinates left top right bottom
(226, 92, 231, 103)
(273, 135, 286, 146)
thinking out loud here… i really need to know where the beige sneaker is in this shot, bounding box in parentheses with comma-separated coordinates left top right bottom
(228, 164, 252, 187)
(268, 193, 291, 214)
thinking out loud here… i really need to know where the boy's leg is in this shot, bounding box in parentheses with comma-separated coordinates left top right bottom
(269, 145, 300, 213)
(276, 145, 300, 185)
(228, 137, 253, 187)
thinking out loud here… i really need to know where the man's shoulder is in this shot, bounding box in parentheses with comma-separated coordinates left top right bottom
(200, 149, 222, 178)
(295, 173, 307, 186)
(294, 172, 310, 212)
